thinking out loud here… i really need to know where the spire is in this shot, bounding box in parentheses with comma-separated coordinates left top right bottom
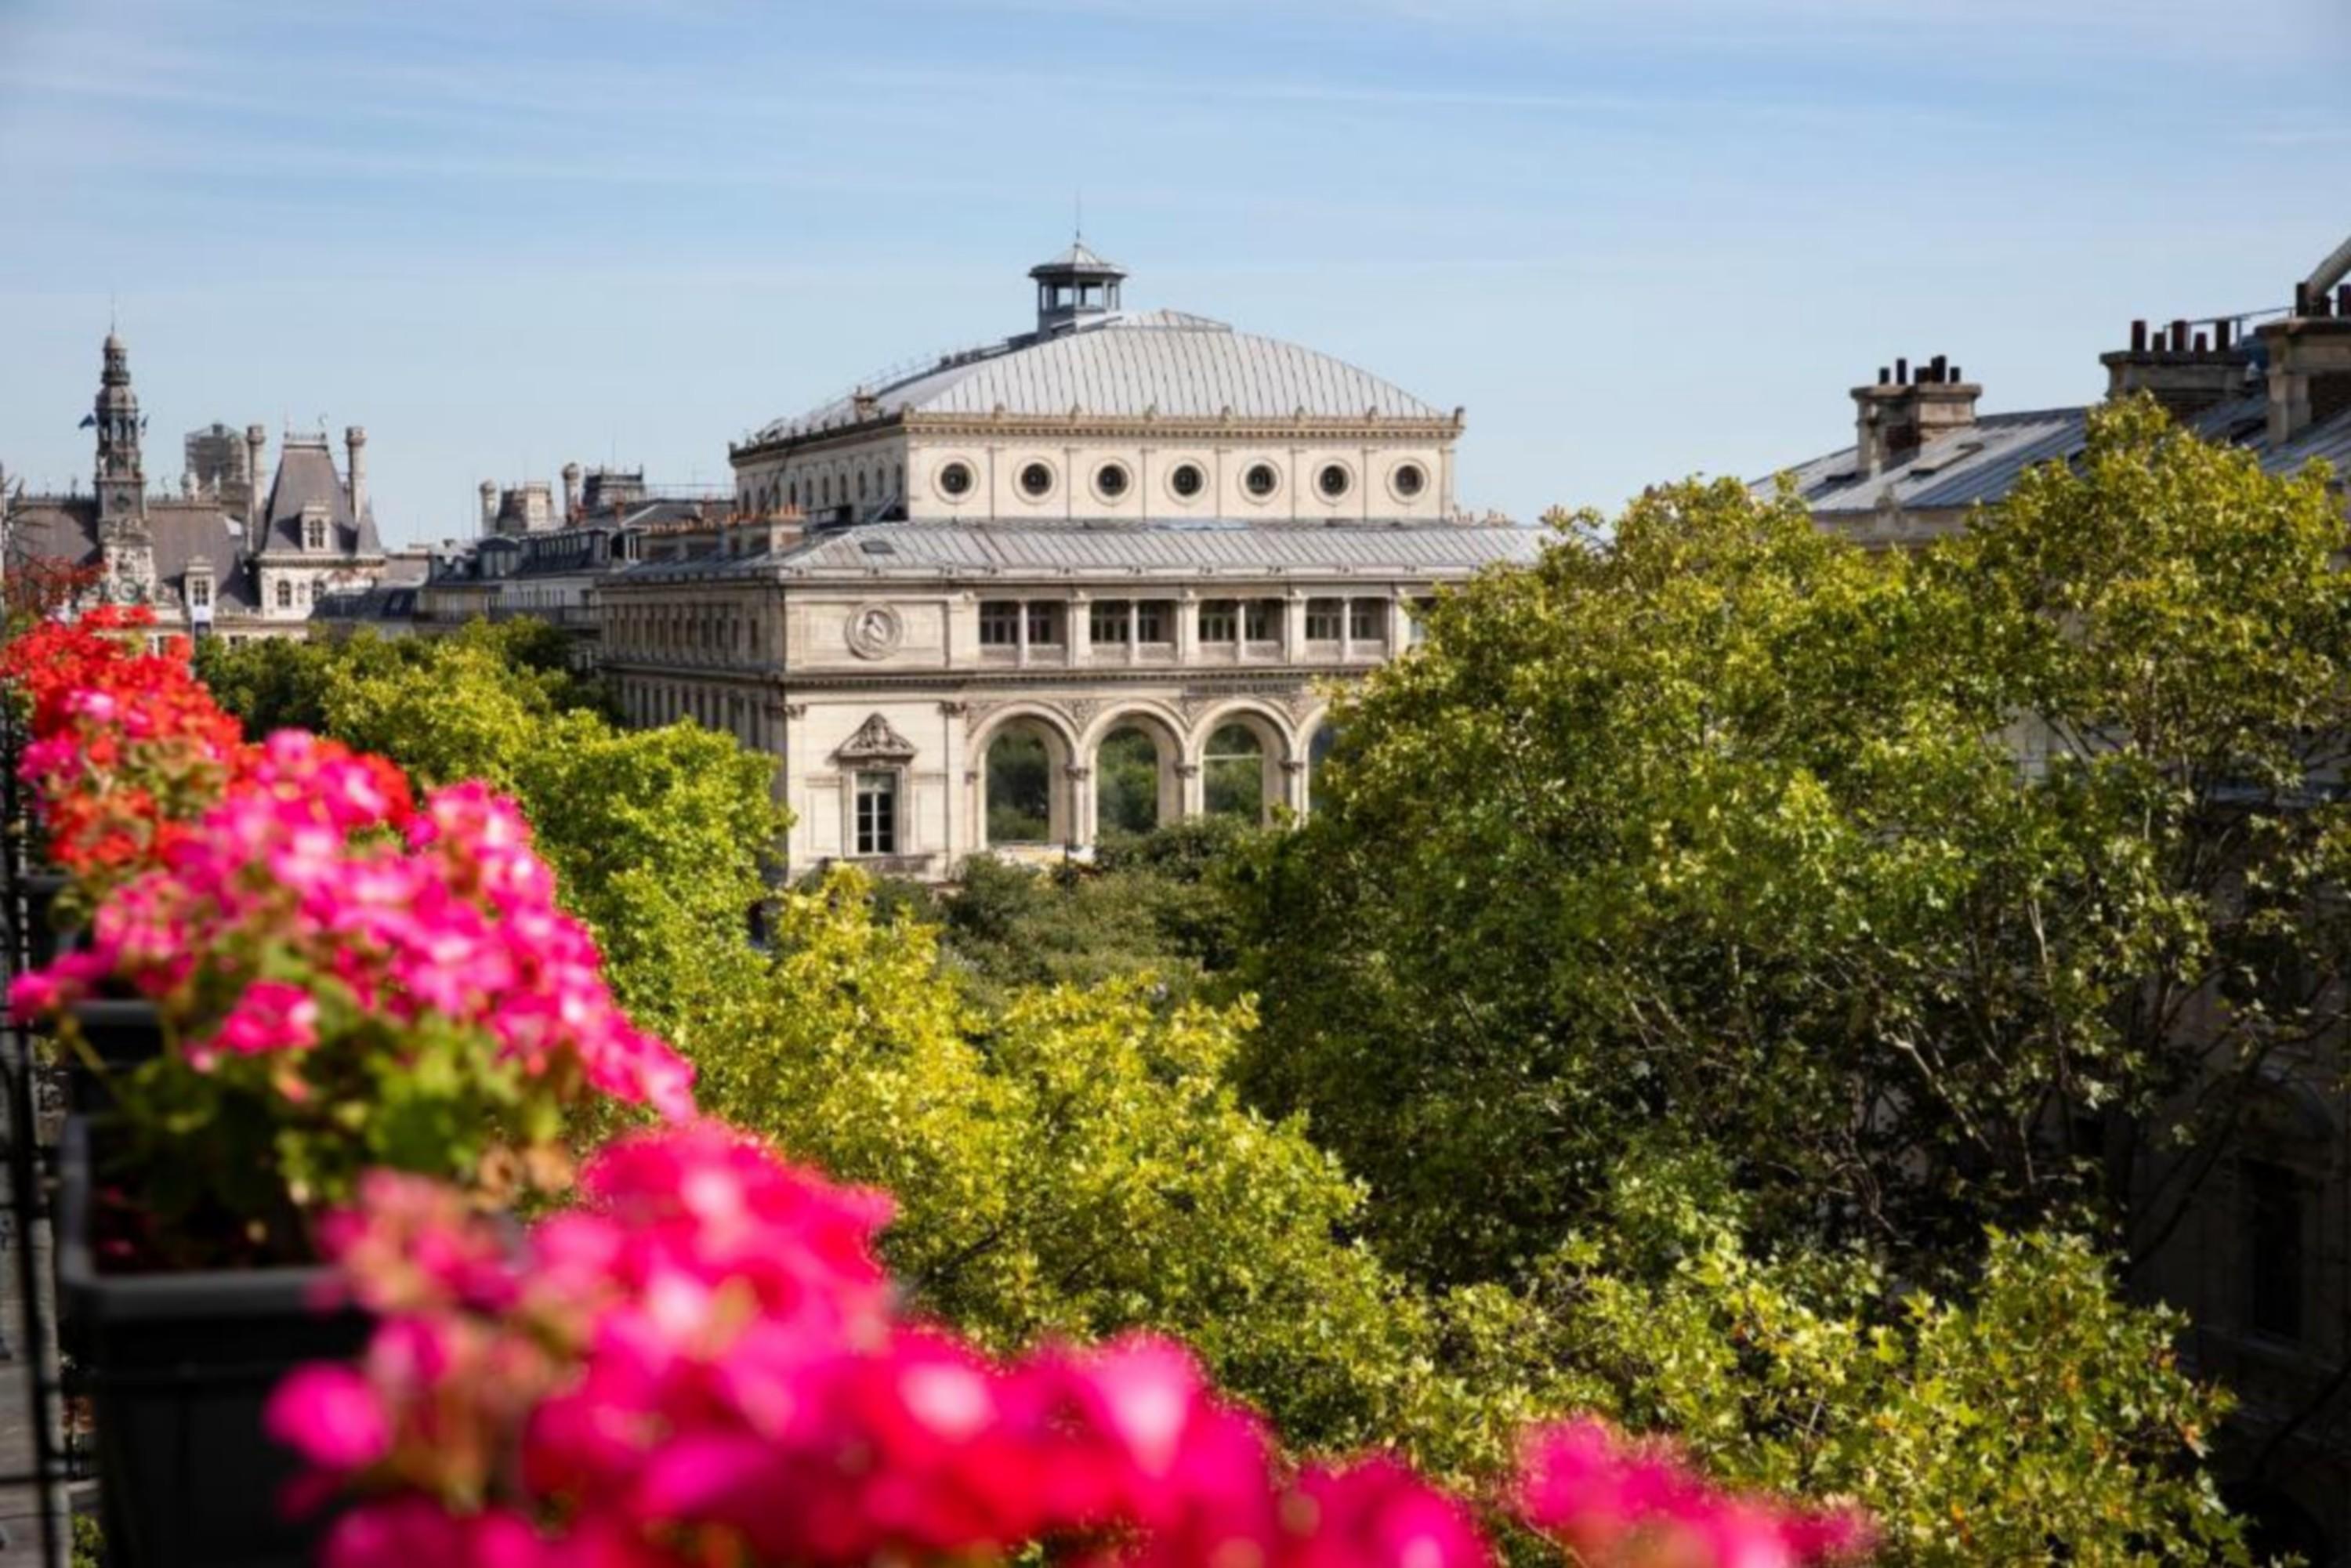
(1028, 239, 1126, 338)
(93, 328, 143, 522)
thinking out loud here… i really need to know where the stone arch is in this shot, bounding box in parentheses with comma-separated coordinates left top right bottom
(1081, 705, 1186, 842)
(972, 706, 1080, 853)
(1187, 699, 1296, 824)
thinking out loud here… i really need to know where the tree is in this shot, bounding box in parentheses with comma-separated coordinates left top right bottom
(1237, 403, 2351, 1297)
(199, 624, 784, 1045)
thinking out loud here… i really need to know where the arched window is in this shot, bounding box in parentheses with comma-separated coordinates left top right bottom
(788, 480, 798, 508)
(857, 470, 868, 501)
(985, 726, 1054, 845)
(1096, 726, 1160, 838)
(1202, 722, 1266, 822)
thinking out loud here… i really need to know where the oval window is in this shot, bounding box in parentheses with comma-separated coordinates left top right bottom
(1020, 462, 1055, 498)
(1392, 462, 1427, 499)
(938, 461, 974, 498)
(1169, 462, 1205, 499)
(1244, 462, 1279, 498)
(1096, 462, 1130, 499)
(1317, 463, 1351, 498)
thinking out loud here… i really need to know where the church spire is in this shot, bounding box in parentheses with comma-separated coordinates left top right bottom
(94, 329, 144, 522)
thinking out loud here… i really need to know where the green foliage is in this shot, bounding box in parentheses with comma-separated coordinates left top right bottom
(930, 820, 1256, 1005)
(199, 621, 784, 1046)
(1238, 402, 2351, 1292)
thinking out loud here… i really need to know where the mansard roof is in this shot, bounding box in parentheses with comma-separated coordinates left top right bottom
(1767, 395, 2351, 519)
(754, 311, 1451, 445)
(260, 436, 383, 556)
(6, 496, 255, 607)
(609, 520, 1541, 585)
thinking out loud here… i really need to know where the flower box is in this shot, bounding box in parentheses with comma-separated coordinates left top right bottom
(58, 1117, 365, 1568)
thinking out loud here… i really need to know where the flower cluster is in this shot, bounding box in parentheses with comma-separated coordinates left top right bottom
(1, 607, 251, 890)
(270, 1124, 1870, 1568)
(13, 731, 691, 1121)
(1516, 1420, 1874, 1568)
(2, 614, 692, 1243)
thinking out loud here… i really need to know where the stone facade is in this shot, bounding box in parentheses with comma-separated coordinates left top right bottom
(595, 244, 1535, 879)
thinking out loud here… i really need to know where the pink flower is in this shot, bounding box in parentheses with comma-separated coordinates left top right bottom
(265, 1363, 389, 1473)
(202, 980, 321, 1062)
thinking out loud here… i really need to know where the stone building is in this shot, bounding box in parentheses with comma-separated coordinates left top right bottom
(2, 333, 389, 640)
(599, 244, 1536, 878)
(1765, 232, 2351, 1567)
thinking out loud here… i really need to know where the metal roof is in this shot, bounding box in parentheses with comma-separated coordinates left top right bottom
(610, 520, 1541, 585)
(759, 311, 1448, 442)
(1767, 393, 2349, 517)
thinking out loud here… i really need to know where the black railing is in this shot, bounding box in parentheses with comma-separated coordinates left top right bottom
(1, 709, 82, 1565)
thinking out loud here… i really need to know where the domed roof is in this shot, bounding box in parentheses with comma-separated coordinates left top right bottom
(758, 310, 1447, 444)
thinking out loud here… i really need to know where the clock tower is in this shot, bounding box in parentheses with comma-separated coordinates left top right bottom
(94, 331, 145, 523)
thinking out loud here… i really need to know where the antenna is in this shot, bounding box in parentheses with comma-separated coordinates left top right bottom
(1074, 190, 1083, 243)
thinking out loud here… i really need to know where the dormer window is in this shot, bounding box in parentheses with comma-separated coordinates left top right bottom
(302, 503, 329, 552)
(188, 577, 210, 608)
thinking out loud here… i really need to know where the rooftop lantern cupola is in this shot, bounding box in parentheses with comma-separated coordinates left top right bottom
(1029, 240, 1125, 339)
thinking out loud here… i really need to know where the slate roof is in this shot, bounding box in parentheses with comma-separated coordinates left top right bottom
(259, 436, 383, 556)
(1767, 396, 2351, 518)
(610, 520, 1543, 585)
(758, 311, 1449, 443)
(5, 497, 256, 607)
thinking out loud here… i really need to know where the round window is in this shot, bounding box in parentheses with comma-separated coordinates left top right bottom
(1095, 462, 1130, 499)
(1391, 462, 1427, 500)
(1317, 462, 1351, 499)
(1243, 462, 1280, 498)
(1168, 462, 1205, 499)
(1019, 461, 1056, 498)
(937, 461, 974, 498)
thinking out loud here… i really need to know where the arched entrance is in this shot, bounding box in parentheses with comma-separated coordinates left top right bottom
(1306, 722, 1339, 814)
(1096, 725, 1162, 839)
(984, 719, 1061, 847)
(1202, 722, 1270, 824)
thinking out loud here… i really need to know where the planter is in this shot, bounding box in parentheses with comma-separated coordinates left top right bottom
(20, 869, 72, 969)
(63, 998, 165, 1114)
(59, 1117, 367, 1568)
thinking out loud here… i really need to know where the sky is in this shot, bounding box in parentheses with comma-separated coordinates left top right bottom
(2, 0, 2347, 546)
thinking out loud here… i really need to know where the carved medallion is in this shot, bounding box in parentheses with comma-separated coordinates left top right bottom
(845, 603, 904, 660)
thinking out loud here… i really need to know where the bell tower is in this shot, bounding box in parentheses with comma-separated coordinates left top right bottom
(93, 331, 145, 523)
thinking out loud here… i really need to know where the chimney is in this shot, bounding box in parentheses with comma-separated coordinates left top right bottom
(245, 424, 268, 534)
(345, 426, 368, 523)
(561, 462, 582, 523)
(480, 480, 499, 534)
(2261, 275, 2351, 446)
(2101, 315, 2253, 417)
(1852, 354, 1982, 476)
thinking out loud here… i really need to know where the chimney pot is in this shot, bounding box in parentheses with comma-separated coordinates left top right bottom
(2338, 284, 2351, 317)
(1929, 353, 1947, 382)
(1950, 364, 1962, 382)
(2295, 283, 2313, 317)
(2192, 331, 2208, 353)
(2130, 319, 2149, 353)
(2215, 320, 2233, 350)
(1877, 365, 1890, 386)
(1895, 357, 1909, 383)
(2168, 319, 2187, 351)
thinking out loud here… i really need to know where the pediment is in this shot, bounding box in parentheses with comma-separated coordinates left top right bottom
(835, 712, 917, 762)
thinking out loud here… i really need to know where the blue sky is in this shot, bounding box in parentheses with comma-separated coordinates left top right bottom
(2, 0, 2346, 545)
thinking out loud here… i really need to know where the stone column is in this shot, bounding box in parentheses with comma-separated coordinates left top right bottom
(1281, 757, 1310, 818)
(1016, 596, 1031, 669)
(1126, 599, 1140, 668)
(1070, 590, 1092, 667)
(1064, 763, 1094, 854)
(1339, 597, 1354, 663)
(1387, 590, 1408, 654)
(1283, 591, 1306, 662)
(1176, 760, 1204, 820)
(1176, 588, 1198, 666)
